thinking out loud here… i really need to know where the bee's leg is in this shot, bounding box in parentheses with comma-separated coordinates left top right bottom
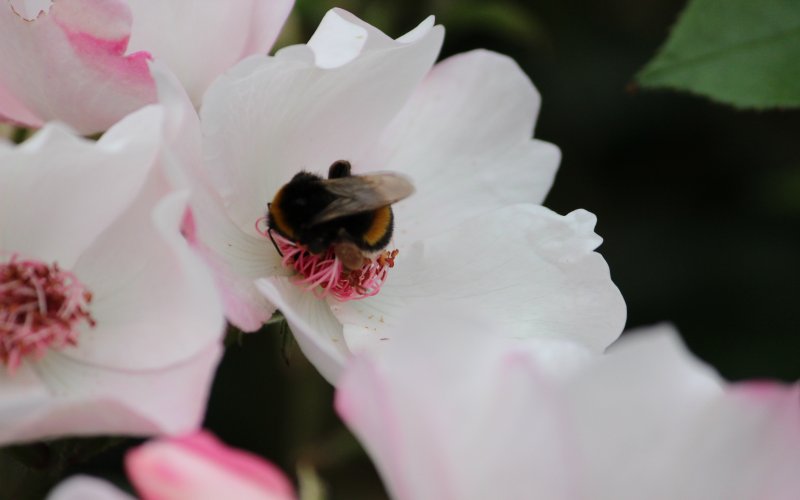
(334, 241, 366, 271)
(328, 160, 352, 179)
(267, 229, 284, 257)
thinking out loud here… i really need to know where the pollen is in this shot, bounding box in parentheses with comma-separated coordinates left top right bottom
(0, 255, 95, 374)
(256, 218, 396, 301)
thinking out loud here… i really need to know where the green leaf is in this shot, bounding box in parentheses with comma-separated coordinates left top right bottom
(636, 0, 800, 109)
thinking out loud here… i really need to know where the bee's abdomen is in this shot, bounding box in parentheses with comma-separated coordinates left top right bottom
(360, 206, 394, 250)
(267, 187, 296, 240)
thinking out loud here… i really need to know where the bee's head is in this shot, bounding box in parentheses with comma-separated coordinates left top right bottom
(267, 171, 338, 247)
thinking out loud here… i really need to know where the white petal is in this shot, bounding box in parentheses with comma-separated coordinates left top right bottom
(69, 190, 225, 370)
(338, 314, 800, 500)
(8, 1, 53, 21)
(47, 476, 135, 500)
(332, 204, 625, 358)
(190, 189, 287, 332)
(126, 0, 293, 105)
(0, 341, 221, 446)
(0, 106, 163, 268)
(566, 326, 800, 500)
(0, 0, 156, 134)
(665, 382, 800, 500)
(306, 10, 435, 68)
(200, 9, 443, 234)
(256, 277, 348, 384)
(336, 307, 583, 500)
(358, 50, 559, 245)
(593, 328, 799, 499)
(149, 61, 287, 332)
(0, 362, 51, 425)
(565, 325, 724, 499)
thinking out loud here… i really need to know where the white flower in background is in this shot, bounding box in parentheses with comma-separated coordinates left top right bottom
(188, 9, 625, 383)
(336, 312, 800, 500)
(48, 431, 296, 500)
(0, 0, 293, 134)
(0, 103, 225, 445)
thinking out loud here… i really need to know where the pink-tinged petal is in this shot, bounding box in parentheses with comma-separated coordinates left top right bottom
(332, 204, 625, 359)
(149, 59, 287, 332)
(0, 0, 156, 134)
(0, 80, 42, 127)
(0, 74, 224, 444)
(189, 188, 288, 332)
(0, 342, 221, 445)
(336, 307, 582, 500)
(659, 382, 800, 500)
(256, 278, 348, 384)
(564, 325, 725, 498)
(126, 431, 295, 500)
(126, 0, 293, 105)
(567, 325, 800, 500)
(70, 191, 225, 370)
(0, 106, 163, 268)
(359, 50, 559, 245)
(200, 8, 443, 235)
(337, 315, 800, 500)
(47, 476, 135, 500)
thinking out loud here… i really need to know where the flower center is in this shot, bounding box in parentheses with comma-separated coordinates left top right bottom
(0, 255, 95, 373)
(256, 219, 397, 301)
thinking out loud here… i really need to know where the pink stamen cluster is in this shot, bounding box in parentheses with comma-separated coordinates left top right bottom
(0, 255, 95, 373)
(256, 218, 397, 301)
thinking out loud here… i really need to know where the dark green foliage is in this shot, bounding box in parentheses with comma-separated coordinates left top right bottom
(637, 0, 800, 108)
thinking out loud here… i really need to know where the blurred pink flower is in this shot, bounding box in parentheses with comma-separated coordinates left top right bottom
(336, 311, 800, 500)
(0, 96, 224, 445)
(48, 431, 295, 500)
(0, 0, 293, 134)
(186, 9, 625, 383)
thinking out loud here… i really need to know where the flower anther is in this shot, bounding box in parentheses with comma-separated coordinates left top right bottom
(0, 255, 95, 373)
(256, 218, 397, 301)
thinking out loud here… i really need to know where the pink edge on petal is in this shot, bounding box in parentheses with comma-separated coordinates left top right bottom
(174, 432, 295, 495)
(182, 224, 272, 332)
(60, 28, 153, 85)
(129, 431, 296, 497)
(732, 380, 800, 402)
(334, 357, 428, 500)
(180, 207, 198, 244)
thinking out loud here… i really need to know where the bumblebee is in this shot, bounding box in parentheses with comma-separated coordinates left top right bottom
(267, 160, 414, 270)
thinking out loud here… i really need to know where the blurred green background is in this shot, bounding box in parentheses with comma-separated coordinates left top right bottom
(9, 1, 800, 499)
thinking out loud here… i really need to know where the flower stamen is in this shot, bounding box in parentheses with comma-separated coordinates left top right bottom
(256, 218, 396, 301)
(0, 255, 95, 373)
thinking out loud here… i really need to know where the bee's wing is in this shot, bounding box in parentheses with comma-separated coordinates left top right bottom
(311, 172, 414, 225)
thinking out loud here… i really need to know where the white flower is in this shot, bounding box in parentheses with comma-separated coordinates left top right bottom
(336, 311, 800, 500)
(0, 100, 224, 445)
(185, 9, 625, 384)
(0, 0, 293, 134)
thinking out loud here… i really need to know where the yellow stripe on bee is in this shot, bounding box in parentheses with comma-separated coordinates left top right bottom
(364, 206, 392, 246)
(269, 188, 296, 240)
